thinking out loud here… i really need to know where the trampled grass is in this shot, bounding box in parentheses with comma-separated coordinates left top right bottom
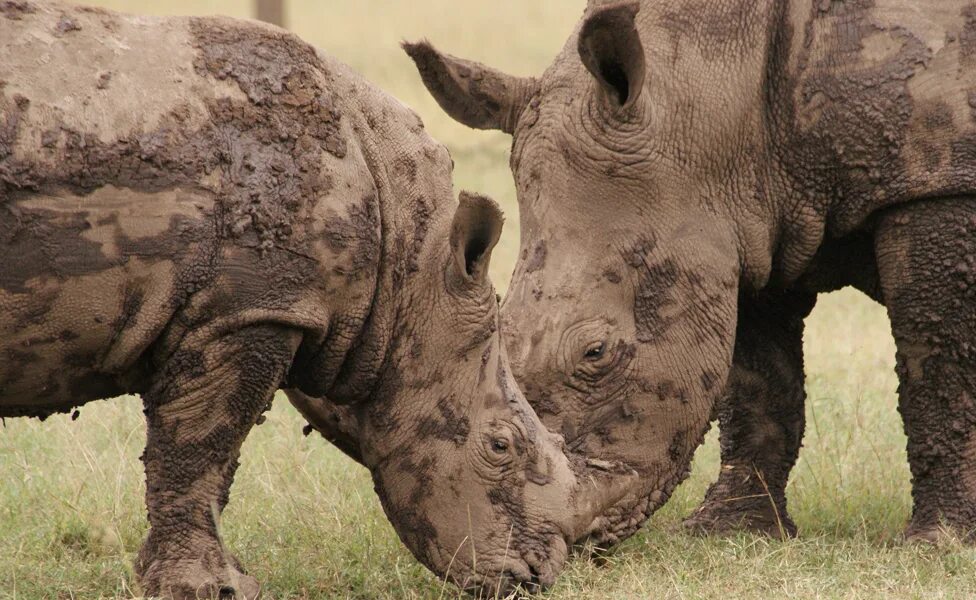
(3, 1, 975, 598)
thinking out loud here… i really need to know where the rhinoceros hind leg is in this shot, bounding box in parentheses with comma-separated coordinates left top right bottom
(876, 198, 976, 544)
(683, 290, 815, 539)
(136, 324, 300, 599)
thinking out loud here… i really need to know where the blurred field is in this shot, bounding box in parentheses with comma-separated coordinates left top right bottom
(2, 1, 975, 599)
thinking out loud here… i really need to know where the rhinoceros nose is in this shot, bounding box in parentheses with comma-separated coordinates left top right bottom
(522, 549, 558, 590)
(470, 558, 545, 599)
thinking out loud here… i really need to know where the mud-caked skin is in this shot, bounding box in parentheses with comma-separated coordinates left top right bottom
(407, 0, 976, 544)
(0, 3, 639, 598)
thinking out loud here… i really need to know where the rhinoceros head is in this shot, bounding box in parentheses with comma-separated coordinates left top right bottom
(297, 191, 638, 596)
(406, 1, 767, 544)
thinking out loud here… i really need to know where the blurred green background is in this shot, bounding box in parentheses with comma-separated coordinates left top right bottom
(1, 2, 974, 599)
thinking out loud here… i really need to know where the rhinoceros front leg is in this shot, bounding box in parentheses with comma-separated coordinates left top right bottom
(684, 290, 815, 539)
(137, 324, 301, 600)
(876, 198, 976, 543)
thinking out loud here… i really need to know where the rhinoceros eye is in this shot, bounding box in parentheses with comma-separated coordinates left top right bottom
(490, 438, 510, 454)
(583, 342, 606, 361)
(481, 425, 519, 465)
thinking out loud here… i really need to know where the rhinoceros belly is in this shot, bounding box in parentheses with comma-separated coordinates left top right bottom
(0, 185, 216, 417)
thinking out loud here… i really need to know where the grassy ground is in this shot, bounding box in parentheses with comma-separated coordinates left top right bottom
(3, 1, 975, 598)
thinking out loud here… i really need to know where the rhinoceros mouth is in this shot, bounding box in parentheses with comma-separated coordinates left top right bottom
(450, 531, 568, 597)
(578, 493, 658, 548)
(575, 464, 694, 549)
(457, 560, 546, 598)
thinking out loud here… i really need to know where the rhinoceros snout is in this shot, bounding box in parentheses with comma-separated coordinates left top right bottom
(522, 550, 559, 590)
(460, 536, 567, 598)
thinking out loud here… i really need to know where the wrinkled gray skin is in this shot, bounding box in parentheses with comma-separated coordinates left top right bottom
(408, 0, 976, 545)
(0, 3, 636, 597)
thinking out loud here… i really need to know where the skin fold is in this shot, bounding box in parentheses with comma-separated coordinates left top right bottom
(0, 2, 639, 597)
(407, 0, 976, 545)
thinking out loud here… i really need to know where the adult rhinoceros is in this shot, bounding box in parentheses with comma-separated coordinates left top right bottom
(0, 2, 638, 597)
(407, 0, 976, 544)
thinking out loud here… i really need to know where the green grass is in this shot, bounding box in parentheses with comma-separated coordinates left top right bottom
(3, 1, 976, 598)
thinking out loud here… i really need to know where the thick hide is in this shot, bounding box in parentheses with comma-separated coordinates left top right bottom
(408, 0, 976, 545)
(0, 2, 639, 598)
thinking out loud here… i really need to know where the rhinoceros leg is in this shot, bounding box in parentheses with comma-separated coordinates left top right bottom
(137, 324, 301, 599)
(684, 290, 815, 539)
(876, 198, 976, 543)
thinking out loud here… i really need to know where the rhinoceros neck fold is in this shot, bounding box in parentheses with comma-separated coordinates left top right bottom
(316, 55, 457, 412)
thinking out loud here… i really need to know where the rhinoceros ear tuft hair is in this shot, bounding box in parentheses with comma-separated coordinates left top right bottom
(577, 1, 645, 109)
(449, 191, 504, 285)
(403, 40, 539, 135)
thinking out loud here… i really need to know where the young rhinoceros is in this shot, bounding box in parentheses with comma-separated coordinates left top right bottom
(0, 3, 635, 598)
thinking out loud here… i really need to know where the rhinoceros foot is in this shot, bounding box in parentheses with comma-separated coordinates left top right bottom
(136, 551, 260, 600)
(904, 514, 976, 546)
(682, 466, 797, 540)
(683, 500, 797, 540)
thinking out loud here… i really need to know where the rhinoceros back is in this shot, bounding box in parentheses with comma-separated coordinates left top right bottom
(779, 0, 976, 235)
(0, 2, 363, 416)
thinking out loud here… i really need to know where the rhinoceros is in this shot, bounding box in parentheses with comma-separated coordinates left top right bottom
(0, 2, 637, 597)
(408, 0, 976, 545)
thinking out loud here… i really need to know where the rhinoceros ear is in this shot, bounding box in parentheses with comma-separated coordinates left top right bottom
(578, 1, 645, 109)
(404, 41, 539, 135)
(449, 191, 504, 286)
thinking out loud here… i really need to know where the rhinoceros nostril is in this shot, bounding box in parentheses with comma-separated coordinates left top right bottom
(524, 564, 543, 592)
(467, 572, 511, 600)
(521, 551, 557, 592)
(500, 568, 539, 599)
